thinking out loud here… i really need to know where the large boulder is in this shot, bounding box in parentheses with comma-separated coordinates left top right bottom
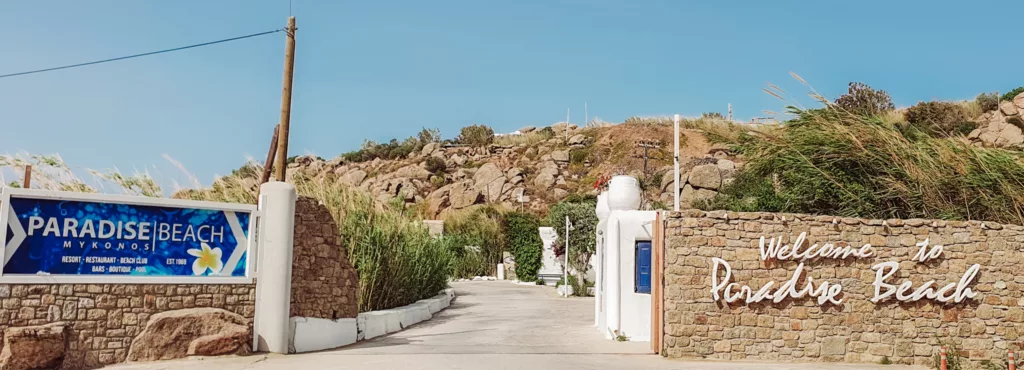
(473, 163, 504, 188)
(394, 165, 431, 180)
(448, 181, 481, 209)
(427, 185, 451, 217)
(688, 164, 722, 190)
(339, 169, 368, 186)
(1000, 100, 1019, 116)
(1014, 92, 1024, 111)
(473, 163, 507, 202)
(126, 308, 249, 362)
(681, 184, 717, 208)
(972, 113, 1024, 148)
(533, 167, 559, 190)
(519, 126, 536, 133)
(551, 150, 570, 163)
(568, 134, 588, 147)
(0, 322, 66, 370)
(421, 142, 439, 156)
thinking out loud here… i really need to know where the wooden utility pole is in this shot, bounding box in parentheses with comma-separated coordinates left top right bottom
(633, 139, 663, 179)
(22, 165, 31, 188)
(260, 124, 281, 184)
(273, 16, 297, 181)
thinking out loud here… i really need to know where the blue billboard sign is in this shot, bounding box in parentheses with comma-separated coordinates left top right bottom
(1, 189, 256, 281)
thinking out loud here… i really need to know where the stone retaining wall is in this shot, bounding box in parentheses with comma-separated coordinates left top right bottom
(662, 210, 1024, 366)
(290, 196, 358, 319)
(0, 283, 255, 369)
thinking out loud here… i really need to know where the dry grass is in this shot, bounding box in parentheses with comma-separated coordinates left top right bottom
(494, 131, 552, 147)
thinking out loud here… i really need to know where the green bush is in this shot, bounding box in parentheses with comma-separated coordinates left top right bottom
(430, 175, 446, 188)
(834, 82, 895, 116)
(458, 125, 495, 147)
(341, 127, 442, 163)
(570, 149, 589, 165)
(977, 92, 1000, 112)
(425, 156, 447, 175)
(701, 112, 725, 119)
(904, 101, 971, 137)
(1001, 86, 1024, 102)
(710, 107, 1024, 225)
(503, 212, 542, 281)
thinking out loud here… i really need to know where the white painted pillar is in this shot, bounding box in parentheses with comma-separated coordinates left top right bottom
(605, 216, 621, 338)
(255, 182, 297, 354)
(673, 114, 680, 212)
(594, 221, 605, 327)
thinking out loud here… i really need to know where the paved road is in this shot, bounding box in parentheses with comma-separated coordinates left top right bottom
(111, 282, 921, 370)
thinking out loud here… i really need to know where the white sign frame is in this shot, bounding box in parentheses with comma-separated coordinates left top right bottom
(0, 188, 259, 285)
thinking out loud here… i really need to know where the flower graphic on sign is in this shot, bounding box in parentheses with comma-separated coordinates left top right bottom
(186, 243, 223, 276)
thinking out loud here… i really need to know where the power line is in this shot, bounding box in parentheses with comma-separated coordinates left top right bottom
(0, 29, 283, 79)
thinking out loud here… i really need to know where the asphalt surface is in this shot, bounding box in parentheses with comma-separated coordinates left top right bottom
(109, 281, 922, 370)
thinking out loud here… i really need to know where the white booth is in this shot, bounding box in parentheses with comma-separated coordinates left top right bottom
(594, 176, 657, 342)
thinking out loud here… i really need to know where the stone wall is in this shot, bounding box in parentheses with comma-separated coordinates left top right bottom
(290, 196, 359, 319)
(0, 283, 255, 369)
(662, 210, 1024, 366)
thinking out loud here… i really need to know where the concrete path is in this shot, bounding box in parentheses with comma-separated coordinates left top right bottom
(109, 281, 922, 370)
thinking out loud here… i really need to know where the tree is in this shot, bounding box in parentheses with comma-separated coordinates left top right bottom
(834, 82, 895, 117)
(547, 199, 598, 294)
(417, 127, 442, 145)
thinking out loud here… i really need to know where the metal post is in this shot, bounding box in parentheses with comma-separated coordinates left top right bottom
(565, 108, 570, 144)
(564, 215, 570, 297)
(673, 114, 680, 211)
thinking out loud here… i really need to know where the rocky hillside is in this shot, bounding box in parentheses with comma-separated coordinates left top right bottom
(968, 93, 1024, 148)
(277, 121, 744, 218)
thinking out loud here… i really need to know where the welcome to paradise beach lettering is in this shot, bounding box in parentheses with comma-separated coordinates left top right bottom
(710, 232, 981, 305)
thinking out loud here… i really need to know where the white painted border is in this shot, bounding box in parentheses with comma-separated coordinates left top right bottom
(0, 188, 258, 284)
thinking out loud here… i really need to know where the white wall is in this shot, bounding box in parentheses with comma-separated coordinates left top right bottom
(537, 227, 561, 282)
(598, 210, 656, 342)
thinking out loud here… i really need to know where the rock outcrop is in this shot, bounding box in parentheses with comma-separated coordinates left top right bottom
(0, 322, 66, 370)
(126, 308, 250, 362)
(969, 92, 1024, 149)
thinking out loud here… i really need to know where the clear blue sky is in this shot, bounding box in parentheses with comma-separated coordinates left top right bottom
(2, 0, 1022, 189)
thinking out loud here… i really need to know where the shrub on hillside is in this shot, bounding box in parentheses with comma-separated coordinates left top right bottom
(708, 107, 1024, 225)
(1001, 86, 1024, 102)
(904, 101, 973, 137)
(425, 156, 447, 175)
(537, 126, 555, 139)
(976, 92, 1000, 113)
(503, 212, 543, 281)
(701, 112, 725, 119)
(834, 82, 895, 116)
(341, 127, 443, 163)
(458, 125, 494, 147)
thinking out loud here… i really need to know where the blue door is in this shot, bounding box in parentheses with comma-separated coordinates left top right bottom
(635, 241, 652, 294)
